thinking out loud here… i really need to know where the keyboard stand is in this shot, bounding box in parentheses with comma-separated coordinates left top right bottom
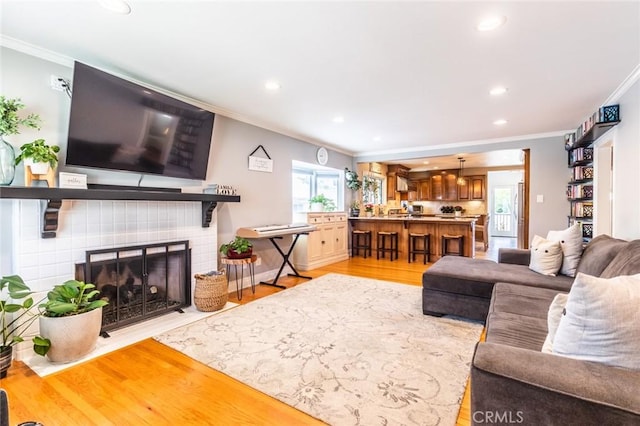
(260, 233, 312, 289)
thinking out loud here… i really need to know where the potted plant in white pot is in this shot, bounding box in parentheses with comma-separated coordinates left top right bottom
(0, 275, 42, 378)
(14, 138, 60, 176)
(34, 279, 108, 363)
(0, 96, 42, 185)
(309, 194, 336, 212)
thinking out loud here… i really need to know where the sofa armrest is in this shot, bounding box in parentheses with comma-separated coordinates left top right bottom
(497, 248, 530, 265)
(471, 342, 640, 425)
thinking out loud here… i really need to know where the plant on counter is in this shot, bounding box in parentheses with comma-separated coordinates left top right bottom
(364, 203, 374, 213)
(344, 168, 362, 191)
(454, 206, 464, 212)
(14, 138, 60, 168)
(219, 236, 253, 259)
(309, 194, 336, 212)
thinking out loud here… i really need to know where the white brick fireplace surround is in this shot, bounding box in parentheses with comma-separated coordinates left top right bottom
(0, 198, 219, 361)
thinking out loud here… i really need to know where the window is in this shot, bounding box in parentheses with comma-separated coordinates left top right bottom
(292, 161, 343, 214)
(362, 175, 383, 205)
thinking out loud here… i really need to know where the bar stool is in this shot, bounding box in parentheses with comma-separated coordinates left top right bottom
(441, 234, 464, 257)
(408, 233, 431, 264)
(377, 231, 399, 261)
(351, 230, 372, 258)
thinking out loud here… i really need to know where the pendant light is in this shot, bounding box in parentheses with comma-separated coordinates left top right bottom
(457, 157, 466, 185)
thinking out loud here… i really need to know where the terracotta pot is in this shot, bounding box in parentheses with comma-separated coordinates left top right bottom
(39, 307, 103, 363)
(227, 247, 253, 259)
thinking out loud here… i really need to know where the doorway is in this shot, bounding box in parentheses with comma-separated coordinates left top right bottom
(488, 170, 524, 239)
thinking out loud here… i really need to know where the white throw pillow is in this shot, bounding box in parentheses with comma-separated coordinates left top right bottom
(547, 223, 583, 277)
(529, 235, 563, 276)
(552, 273, 640, 370)
(541, 293, 569, 353)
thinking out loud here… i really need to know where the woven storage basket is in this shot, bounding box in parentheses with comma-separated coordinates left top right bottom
(194, 271, 228, 312)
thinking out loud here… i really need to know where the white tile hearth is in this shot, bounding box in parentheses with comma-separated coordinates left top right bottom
(22, 303, 237, 377)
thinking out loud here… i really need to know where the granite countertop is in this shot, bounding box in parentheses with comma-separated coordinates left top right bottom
(350, 216, 477, 223)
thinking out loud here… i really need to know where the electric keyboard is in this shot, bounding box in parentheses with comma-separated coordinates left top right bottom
(236, 223, 317, 239)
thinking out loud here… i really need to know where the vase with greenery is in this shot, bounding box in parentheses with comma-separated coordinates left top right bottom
(309, 194, 336, 212)
(35, 279, 108, 363)
(0, 275, 43, 377)
(349, 200, 361, 217)
(0, 96, 42, 185)
(219, 236, 253, 259)
(15, 138, 60, 174)
(344, 168, 362, 191)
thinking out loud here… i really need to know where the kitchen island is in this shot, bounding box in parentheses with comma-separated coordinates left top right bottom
(349, 216, 476, 261)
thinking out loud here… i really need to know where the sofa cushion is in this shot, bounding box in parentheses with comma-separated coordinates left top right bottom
(422, 256, 574, 296)
(529, 235, 563, 276)
(575, 234, 628, 277)
(553, 272, 640, 370)
(485, 311, 548, 351)
(489, 282, 562, 320)
(547, 223, 583, 277)
(541, 293, 569, 353)
(600, 239, 640, 278)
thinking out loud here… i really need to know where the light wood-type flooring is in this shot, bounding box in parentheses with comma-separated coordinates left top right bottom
(1, 256, 479, 426)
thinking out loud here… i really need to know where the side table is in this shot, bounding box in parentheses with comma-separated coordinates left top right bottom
(220, 254, 258, 300)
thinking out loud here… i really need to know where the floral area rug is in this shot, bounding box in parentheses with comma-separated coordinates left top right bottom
(154, 273, 483, 425)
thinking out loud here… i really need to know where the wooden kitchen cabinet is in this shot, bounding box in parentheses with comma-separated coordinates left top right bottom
(431, 172, 458, 200)
(418, 179, 431, 200)
(386, 164, 410, 201)
(458, 175, 485, 200)
(386, 174, 397, 200)
(293, 212, 349, 270)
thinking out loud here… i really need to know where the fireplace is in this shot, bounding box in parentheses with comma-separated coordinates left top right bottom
(76, 241, 191, 334)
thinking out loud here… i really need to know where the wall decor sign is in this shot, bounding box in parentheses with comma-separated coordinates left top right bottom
(58, 172, 87, 189)
(248, 144, 273, 173)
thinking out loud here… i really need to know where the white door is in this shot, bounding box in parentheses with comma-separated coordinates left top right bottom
(491, 185, 517, 237)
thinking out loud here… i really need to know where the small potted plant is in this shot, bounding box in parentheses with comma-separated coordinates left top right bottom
(344, 168, 362, 191)
(220, 236, 253, 259)
(0, 275, 42, 378)
(309, 194, 336, 212)
(0, 96, 42, 185)
(349, 200, 361, 217)
(35, 279, 108, 363)
(15, 138, 60, 175)
(454, 205, 464, 217)
(364, 203, 374, 217)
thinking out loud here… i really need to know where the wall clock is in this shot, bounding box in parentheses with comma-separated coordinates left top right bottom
(316, 147, 329, 165)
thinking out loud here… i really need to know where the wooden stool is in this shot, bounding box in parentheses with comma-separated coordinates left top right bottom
(408, 233, 431, 264)
(351, 230, 372, 258)
(441, 234, 464, 257)
(220, 254, 258, 301)
(377, 231, 399, 261)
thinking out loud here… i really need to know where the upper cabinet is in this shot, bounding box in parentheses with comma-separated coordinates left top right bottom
(457, 175, 485, 201)
(429, 171, 457, 201)
(387, 164, 410, 200)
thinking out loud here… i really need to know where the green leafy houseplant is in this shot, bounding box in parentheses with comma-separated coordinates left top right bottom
(220, 236, 253, 259)
(0, 275, 41, 350)
(309, 194, 336, 212)
(0, 96, 41, 136)
(33, 280, 108, 356)
(344, 168, 362, 191)
(15, 138, 60, 168)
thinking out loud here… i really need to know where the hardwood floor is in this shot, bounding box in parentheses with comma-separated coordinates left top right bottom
(0, 256, 477, 426)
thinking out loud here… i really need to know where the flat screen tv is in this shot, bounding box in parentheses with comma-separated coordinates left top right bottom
(66, 62, 214, 180)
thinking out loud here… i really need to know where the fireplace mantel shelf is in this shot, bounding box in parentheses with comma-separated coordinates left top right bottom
(0, 186, 241, 238)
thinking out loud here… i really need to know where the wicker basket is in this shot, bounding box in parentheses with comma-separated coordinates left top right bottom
(194, 271, 228, 312)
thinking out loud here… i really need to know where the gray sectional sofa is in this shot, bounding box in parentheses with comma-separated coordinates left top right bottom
(422, 234, 640, 425)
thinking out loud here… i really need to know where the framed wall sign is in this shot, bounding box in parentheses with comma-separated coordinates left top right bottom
(248, 145, 273, 173)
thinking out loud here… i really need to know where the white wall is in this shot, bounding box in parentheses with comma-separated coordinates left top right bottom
(611, 78, 640, 240)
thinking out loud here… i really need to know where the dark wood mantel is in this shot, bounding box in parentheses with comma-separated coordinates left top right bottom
(0, 186, 241, 238)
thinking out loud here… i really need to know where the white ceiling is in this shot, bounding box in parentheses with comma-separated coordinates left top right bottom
(1, 1, 639, 159)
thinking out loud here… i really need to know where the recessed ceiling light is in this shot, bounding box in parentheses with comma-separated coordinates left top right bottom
(332, 116, 345, 123)
(422, 160, 429, 165)
(493, 119, 508, 125)
(490, 86, 508, 96)
(373, 136, 382, 142)
(432, 166, 439, 170)
(477, 15, 507, 32)
(98, 0, 131, 15)
(264, 81, 281, 91)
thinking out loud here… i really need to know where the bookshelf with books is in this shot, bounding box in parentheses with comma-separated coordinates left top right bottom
(565, 104, 620, 242)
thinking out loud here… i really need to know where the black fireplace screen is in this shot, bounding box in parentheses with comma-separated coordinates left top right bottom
(76, 240, 191, 333)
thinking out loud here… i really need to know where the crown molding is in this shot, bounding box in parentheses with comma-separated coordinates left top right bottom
(603, 63, 640, 105)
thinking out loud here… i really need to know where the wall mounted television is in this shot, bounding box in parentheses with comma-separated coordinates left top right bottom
(66, 62, 215, 181)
